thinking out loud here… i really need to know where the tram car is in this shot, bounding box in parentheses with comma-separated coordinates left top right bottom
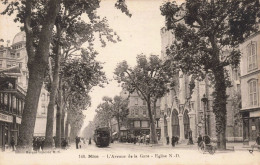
(94, 127, 111, 147)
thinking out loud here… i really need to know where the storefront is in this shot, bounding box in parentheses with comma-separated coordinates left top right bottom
(241, 109, 260, 141)
(0, 112, 13, 151)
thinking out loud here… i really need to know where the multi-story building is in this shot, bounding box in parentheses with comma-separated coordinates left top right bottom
(125, 90, 161, 138)
(160, 27, 242, 144)
(0, 66, 25, 151)
(240, 31, 260, 141)
(0, 31, 55, 138)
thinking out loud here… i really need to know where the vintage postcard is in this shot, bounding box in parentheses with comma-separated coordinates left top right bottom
(0, 0, 260, 165)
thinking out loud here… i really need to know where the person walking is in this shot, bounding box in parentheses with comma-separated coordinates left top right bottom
(171, 136, 176, 147)
(256, 132, 260, 149)
(166, 136, 169, 145)
(197, 134, 202, 147)
(75, 136, 80, 149)
(10, 136, 15, 151)
(40, 137, 45, 151)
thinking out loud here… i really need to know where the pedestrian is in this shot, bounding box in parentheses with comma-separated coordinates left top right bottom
(61, 138, 68, 149)
(40, 137, 45, 151)
(171, 136, 176, 147)
(188, 130, 193, 145)
(33, 137, 37, 151)
(133, 136, 136, 144)
(10, 136, 15, 151)
(79, 138, 82, 149)
(146, 134, 150, 145)
(166, 136, 169, 145)
(197, 134, 202, 147)
(52, 137, 56, 149)
(89, 138, 92, 145)
(256, 132, 260, 149)
(75, 136, 79, 149)
(37, 137, 41, 151)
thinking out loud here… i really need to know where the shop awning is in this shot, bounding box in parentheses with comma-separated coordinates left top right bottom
(112, 132, 117, 135)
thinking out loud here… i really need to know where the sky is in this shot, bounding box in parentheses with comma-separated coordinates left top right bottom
(0, 0, 169, 133)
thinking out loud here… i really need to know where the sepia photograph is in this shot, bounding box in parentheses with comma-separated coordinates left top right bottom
(0, 0, 260, 165)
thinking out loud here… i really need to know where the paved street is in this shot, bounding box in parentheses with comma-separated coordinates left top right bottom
(1, 142, 259, 165)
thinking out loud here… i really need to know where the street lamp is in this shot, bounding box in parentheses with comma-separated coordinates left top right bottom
(201, 94, 208, 135)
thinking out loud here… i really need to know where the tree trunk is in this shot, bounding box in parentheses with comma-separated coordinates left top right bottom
(212, 66, 227, 150)
(17, 0, 61, 151)
(116, 116, 121, 140)
(147, 97, 158, 144)
(65, 119, 69, 138)
(55, 80, 62, 148)
(44, 27, 61, 148)
(61, 108, 65, 139)
(17, 64, 46, 150)
(65, 110, 70, 139)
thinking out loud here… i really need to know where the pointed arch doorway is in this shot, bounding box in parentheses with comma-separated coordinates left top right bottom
(164, 115, 168, 137)
(183, 110, 190, 139)
(171, 109, 180, 137)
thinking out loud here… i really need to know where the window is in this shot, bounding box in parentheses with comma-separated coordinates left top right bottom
(135, 98, 138, 105)
(0, 51, 3, 57)
(143, 108, 147, 115)
(0, 60, 2, 68)
(134, 121, 140, 127)
(11, 53, 15, 58)
(7, 62, 12, 68)
(41, 106, 46, 114)
(47, 94, 50, 101)
(142, 99, 146, 106)
(190, 102, 194, 110)
(141, 121, 149, 128)
(17, 53, 20, 58)
(18, 62, 22, 68)
(135, 108, 139, 116)
(247, 42, 257, 71)
(41, 93, 45, 101)
(249, 79, 258, 107)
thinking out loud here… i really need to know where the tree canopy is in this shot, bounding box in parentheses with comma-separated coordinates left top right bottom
(114, 54, 177, 144)
(160, 0, 260, 149)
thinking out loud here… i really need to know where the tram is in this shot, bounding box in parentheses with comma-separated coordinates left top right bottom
(93, 127, 110, 147)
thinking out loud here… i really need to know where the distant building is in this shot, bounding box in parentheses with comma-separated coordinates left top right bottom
(239, 31, 260, 141)
(125, 90, 161, 138)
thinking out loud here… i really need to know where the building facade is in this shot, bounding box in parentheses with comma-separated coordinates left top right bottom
(0, 67, 25, 151)
(159, 28, 243, 144)
(0, 31, 55, 138)
(240, 32, 260, 141)
(126, 91, 161, 139)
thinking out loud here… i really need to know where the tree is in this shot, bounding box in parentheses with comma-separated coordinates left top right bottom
(2, 0, 61, 150)
(61, 51, 106, 141)
(160, 0, 260, 149)
(95, 101, 113, 128)
(82, 121, 95, 139)
(44, 0, 119, 149)
(114, 54, 176, 144)
(1, 0, 130, 150)
(102, 96, 129, 140)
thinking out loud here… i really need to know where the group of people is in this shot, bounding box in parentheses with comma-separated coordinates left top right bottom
(75, 136, 92, 149)
(136, 134, 150, 145)
(166, 136, 180, 147)
(33, 137, 45, 151)
(117, 133, 162, 145)
(61, 138, 69, 149)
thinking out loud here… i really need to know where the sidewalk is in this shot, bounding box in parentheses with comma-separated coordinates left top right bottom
(116, 141, 258, 152)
